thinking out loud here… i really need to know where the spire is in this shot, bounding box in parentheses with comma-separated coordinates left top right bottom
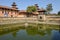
(35, 4, 40, 10)
(11, 2, 18, 9)
(35, 4, 39, 7)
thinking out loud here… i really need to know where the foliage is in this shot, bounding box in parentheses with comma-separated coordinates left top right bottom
(46, 4, 53, 14)
(26, 6, 37, 13)
(58, 11, 60, 15)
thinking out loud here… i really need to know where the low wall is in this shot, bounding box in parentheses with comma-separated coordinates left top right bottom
(0, 17, 38, 24)
(46, 15, 60, 21)
(0, 17, 60, 25)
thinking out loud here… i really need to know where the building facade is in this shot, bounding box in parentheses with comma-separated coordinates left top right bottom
(0, 2, 60, 22)
(0, 2, 46, 18)
(0, 2, 19, 17)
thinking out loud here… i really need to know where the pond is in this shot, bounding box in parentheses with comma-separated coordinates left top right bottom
(0, 24, 60, 40)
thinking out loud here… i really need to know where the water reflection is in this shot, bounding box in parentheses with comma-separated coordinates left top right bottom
(0, 24, 60, 40)
(52, 30, 60, 40)
(26, 27, 52, 36)
(12, 30, 18, 37)
(59, 29, 60, 34)
(59, 24, 60, 33)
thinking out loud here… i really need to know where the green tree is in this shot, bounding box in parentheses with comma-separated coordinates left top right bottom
(58, 11, 60, 15)
(46, 4, 53, 14)
(26, 6, 37, 13)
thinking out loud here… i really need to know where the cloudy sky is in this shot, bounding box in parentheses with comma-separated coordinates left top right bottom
(0, 0, 60, 13)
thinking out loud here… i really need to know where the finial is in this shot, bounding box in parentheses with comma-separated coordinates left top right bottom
(11, 2, 18, 9)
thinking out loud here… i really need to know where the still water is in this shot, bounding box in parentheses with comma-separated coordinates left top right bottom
(0, 24, 60, 40)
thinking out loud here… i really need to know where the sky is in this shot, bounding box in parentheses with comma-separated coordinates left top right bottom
(0, 0, 60, 13)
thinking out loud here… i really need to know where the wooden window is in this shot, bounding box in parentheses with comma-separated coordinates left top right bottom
(2, 11, 4, 13)
(11, 15, 13, 17)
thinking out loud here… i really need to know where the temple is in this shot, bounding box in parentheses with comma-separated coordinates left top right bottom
(0, 2, 46, 17)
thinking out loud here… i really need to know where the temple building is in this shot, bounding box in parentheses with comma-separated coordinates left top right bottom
(0, 2, 60, 22)
(0, 2, 19, 17)
(0, 2, 46, 17)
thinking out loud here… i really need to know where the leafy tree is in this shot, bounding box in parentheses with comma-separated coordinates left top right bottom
(26, 6, 37, 13)
(58, 11, 60, 15)
(46, 4, 53, 14)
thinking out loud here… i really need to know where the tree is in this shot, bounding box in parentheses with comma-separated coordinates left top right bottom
(58, 11, 60, 15)
(46, 4, 53, 14)
(26, 6, 37, 13)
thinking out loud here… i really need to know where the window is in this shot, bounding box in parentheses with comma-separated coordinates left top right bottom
(2, 10, 5, 14)
(11, 15, 13, 17)
(40, 16, 42, 19)
(4, 12, 8, 17)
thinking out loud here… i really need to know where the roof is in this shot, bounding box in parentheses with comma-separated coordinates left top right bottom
(0, 5, 19, 11)
(32, 12, 39, 15)
(37, 8, 46, 12)
(19, 10, 26, 12)
(37, 10, 46, 12)
(12, 2, 17, 6)
(19, 10, 39, 15)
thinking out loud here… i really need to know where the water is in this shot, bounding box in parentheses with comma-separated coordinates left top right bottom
(0, 24, 60, 40)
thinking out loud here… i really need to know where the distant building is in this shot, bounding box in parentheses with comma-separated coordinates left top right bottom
(0, 2, 19, 17)
(0, 2, 46, 17)
(0, 2, 59, 22)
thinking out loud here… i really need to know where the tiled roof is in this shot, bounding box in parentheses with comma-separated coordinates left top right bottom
(19, 10, 26, 12)
(0, 5, 19, 11)
(37, 8, 46, 12)
(32, 12, 39, 14)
